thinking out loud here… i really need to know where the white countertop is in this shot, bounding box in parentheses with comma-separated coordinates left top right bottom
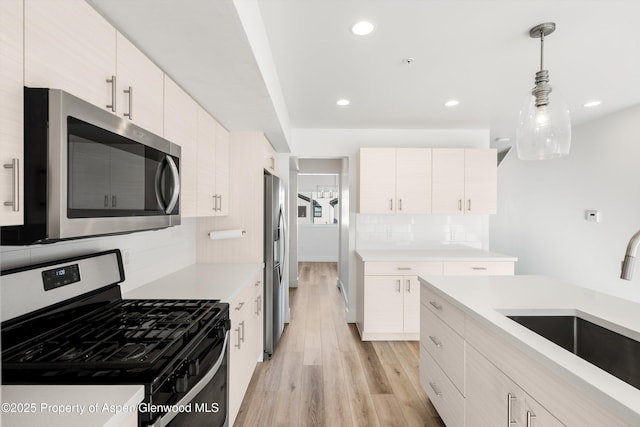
(1, 385, 144, 427)
(356, 247, 518, 262)
(124, 263, 264, 302)
(419, 274, 640, 424)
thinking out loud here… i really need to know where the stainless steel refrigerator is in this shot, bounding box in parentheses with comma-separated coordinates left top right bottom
(264, 174, 286, 360)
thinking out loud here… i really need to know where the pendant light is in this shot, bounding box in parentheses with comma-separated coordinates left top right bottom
(516, 22, 571, 160)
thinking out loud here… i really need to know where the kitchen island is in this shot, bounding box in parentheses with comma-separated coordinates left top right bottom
(419, 275, 640, 426)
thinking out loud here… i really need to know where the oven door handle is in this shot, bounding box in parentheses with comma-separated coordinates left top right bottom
(156, 330, 229, 427)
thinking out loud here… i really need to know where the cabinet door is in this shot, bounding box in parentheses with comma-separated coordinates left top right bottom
(525, 395, 565, 427)
(432, 149, 465, 214)
(403, 276, 420, 334)
(164, 77, 198, 217)
(214, 121, 230, 216)
(228, 295, 247, 427)
(264, 140, 277, 175)
(0, 0, 23, 226)
(196, 106, 216, 216)
(116, 33, 164, 136)
(359, 148, 397, 213)
(24, 0, 116, 112)
(466, 345, 526, 427)
(363, 276, 404, 334)
(464, 149, 497, 214)
(396, 148, 431, 214)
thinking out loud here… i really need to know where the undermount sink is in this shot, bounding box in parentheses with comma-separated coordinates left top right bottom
(506, 314, 640, 390)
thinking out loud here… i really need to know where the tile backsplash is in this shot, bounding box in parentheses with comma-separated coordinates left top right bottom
(0, 218, 196, 293)
(356, 214, 489, 250)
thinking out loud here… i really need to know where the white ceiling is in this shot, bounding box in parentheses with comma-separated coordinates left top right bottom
(89, 0, 640, 152)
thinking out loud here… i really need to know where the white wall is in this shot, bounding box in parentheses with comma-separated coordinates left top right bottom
(1, 219, 196, 294)
(298, 224, 339, 262)
(491, 105, 640, 303)
(292, 128, 490, 322)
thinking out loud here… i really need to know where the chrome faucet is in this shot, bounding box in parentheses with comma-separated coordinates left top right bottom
(621, 230, 640, 280)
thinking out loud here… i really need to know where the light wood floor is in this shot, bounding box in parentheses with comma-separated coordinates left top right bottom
(234, 262, 446, 427)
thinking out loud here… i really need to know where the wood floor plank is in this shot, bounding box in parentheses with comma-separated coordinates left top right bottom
(381, 363, 435, 427)
(356, 340, 393, 394)
(299, 365, 325, 427)
(371, 394, 410, 427)
(343, 349, 381, 427)
(371, 341, 401, 366)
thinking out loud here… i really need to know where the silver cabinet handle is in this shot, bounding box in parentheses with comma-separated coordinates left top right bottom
(396, 279, 401, 293)
(458, 199, 462, 211)
(399, 198, 403, 211)
(212, 195, 217, 211)
(406, 279, 411, 293)
(397, 267, 412, 271)
(257, 295, 262, 315)
(240, 320, 245, 343)
(467, 199, 471, 211)
(428, 382, 442, 397)
(507, 393, 516, 426)
(111, 195, 117, 208)
(429, 335, 442, 348)
(471, 266, 487, 271)
(269, 156, 275, 170)
(106, 75, 116, 112)
(3, 158, 19, 212)
(124, 86, 133, 119)
(218, 194, 222, 212)
(526, 411, 536, 427)
(234, 326, 241, 349)
(255, 297, 260, 316)
(104, 195, 109, 208)
(429, 300, 443, 310)
(389, 198, 393, 211)
(235, 302, 245, 311)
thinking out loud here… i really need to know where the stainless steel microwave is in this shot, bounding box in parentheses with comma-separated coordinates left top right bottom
(1, 88, 181, 245)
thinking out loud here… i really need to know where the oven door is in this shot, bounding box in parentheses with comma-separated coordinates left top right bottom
(158, 331, 229, 427)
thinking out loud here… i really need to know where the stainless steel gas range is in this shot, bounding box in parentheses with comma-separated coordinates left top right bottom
(1, 250, 229, 427)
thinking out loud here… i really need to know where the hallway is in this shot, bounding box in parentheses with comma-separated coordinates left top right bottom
(234, 262, 445, 427)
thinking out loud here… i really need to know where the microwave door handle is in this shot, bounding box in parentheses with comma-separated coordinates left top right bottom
(154, 160, 166, 210)
(163, 155, 180, 214)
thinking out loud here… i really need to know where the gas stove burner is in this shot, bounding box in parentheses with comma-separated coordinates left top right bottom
(58, 346, 92, 362)
(113, 343, 148, 361)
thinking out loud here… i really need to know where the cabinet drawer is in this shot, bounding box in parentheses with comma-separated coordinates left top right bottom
(421, 284, 465, 335)
(443, 261, 514, 276)
(420, 346, 464, 427)
(365, 261, 443, 276)
(421, 306, 465, 394)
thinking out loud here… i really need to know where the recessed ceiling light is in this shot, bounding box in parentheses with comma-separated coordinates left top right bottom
(444, 99, 460, 107)
(336, 99, 350, 106)
(351, 21, 374, 36)
(583, 101, 601, 108)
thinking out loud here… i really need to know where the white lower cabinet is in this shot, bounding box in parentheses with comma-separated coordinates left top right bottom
(228, 272, 263, 426)
(466, 345, 563, 427)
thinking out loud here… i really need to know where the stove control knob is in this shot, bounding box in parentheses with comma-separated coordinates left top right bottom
(188, 359, 200, 377)
(175, 373, 189, 393)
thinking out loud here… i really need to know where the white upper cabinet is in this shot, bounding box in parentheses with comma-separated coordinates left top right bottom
(25, 1, 164, 136)
(464, 149, 497, 214)
(115, 33, 164, 136)
(214, 121, 230, 216)
(432, 149, 465, 214)
(164, 77, 198, 217)
(432, 148, 497, 214)
(396, 148, 432, 214)
(0, 0, 24, 226)
(24, 0, 116, 111)
(196, 106, 217, 217)
(359, 147, 433, 214)
(359, 148, 397, 213)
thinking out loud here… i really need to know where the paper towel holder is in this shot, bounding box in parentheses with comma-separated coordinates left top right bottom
(208, 229, 246, 240)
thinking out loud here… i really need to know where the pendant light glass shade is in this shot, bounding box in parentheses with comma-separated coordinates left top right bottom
(516, 87, 571, 160)
(516, 22, 571, 160)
